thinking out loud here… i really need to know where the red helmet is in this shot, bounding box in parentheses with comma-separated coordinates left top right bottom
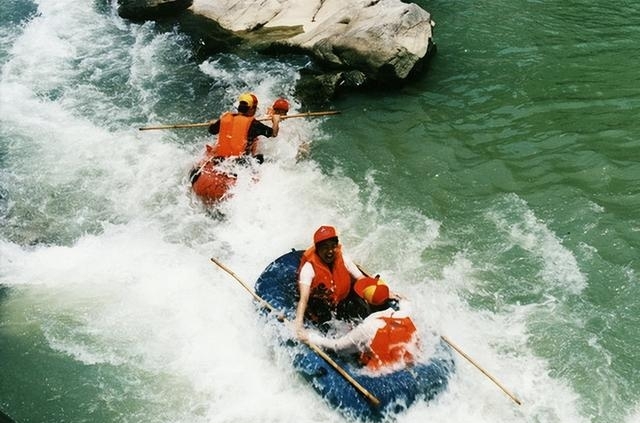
(272, 98, 290, 114)
(313, 225, 337, 245)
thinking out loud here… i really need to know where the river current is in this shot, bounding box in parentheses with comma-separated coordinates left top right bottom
(1, 1, 639, 422)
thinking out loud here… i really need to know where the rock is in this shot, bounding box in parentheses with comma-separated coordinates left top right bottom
(189, 0, 282, 32)
(295, 69, 367, 106)
(117, 0, 193, 21)
(283, 0, 434, 81)
(116, 0, 436, 103)
(189, 0, 436, 83)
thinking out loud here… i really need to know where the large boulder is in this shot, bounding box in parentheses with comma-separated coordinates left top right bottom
(116, 0, 436, 103)
(189, 0, 283, 32)
(189, 0, 436, 90)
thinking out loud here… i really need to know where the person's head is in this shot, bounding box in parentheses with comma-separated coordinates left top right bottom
(313, 225, 339, 265)
(237, 92, 258, 116)
(272, 98, 290, 115)
(354, 276, 390, 306)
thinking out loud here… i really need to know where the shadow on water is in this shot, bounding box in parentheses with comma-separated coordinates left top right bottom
(0, 285, 8, 303)
(0, 408, 17, 423)
(0, 285, 17, 423)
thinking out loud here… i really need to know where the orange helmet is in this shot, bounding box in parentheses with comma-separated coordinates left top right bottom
(272, 98, 290, 114)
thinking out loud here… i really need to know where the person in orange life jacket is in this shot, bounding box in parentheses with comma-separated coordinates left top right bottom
(207, 92, 280, 162)
(302, 276, 420, 371)
(294, 226, 370, 339)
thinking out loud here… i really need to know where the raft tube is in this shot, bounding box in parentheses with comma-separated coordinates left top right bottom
(190, 160, 236, 204)
(255, 250, 454, 421)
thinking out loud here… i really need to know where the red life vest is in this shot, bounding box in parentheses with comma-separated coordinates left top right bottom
(299, 245, 352, 306)
(361, 315, 417, 370)
(214, 112, 254, 157)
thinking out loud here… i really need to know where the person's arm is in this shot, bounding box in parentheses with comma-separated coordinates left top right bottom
(249, 118, 279, 139)
(208, 119, 220, 135)
(342, 253, 365, 280)
(294, 262, 314, 338)
(307, 317, 383, 353)
(270, 113, 280, 137)
(294, 283, 310, 338)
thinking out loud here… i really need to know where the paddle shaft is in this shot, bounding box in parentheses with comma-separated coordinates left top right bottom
(209, 257, 381, 407)
(306, 342, 381, 407)
(440, 335, 522, 405)
(138, 111, 340, 131)
(210, 258, 277, 314)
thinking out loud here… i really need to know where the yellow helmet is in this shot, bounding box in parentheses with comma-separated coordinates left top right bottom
(238, 92, 257, 108)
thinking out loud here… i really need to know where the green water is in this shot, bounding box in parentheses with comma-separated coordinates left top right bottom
(322, 0, 640, 419)
(1, 1, 639, 422)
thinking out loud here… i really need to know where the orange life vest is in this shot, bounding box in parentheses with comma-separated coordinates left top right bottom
(361, 315, 417, 370)
(214, 112, 254, 157)
(299, 245, 353, 306)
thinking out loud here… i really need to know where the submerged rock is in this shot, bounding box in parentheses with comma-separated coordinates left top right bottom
(117, 0, 193, 21)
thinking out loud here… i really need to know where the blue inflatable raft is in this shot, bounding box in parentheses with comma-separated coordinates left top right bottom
(255, 250, 455, 421)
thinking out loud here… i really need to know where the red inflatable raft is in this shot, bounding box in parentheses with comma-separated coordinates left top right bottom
(189, 145, 238, 204)
(190, 160, 236, 204)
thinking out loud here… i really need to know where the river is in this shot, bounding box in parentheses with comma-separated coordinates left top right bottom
(1, 1, 639, 422)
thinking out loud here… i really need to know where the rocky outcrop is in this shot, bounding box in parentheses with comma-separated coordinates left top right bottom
(117, 0, 436, 104)
(190, 0, 435, 80)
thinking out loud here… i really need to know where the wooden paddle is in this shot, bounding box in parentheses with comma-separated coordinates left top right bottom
(138, 111, 341, 131)
(210, 257, 381, 407)
(440, 335, 522, 405)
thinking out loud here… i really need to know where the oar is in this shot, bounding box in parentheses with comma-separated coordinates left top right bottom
(440, 335, 522, 405)
(140, 121, 212, 131)
(210, 257, 381, 407)
(138, 111, 341, 131)
(210, 257, 279, 315)
(274, 110, 341, 120)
